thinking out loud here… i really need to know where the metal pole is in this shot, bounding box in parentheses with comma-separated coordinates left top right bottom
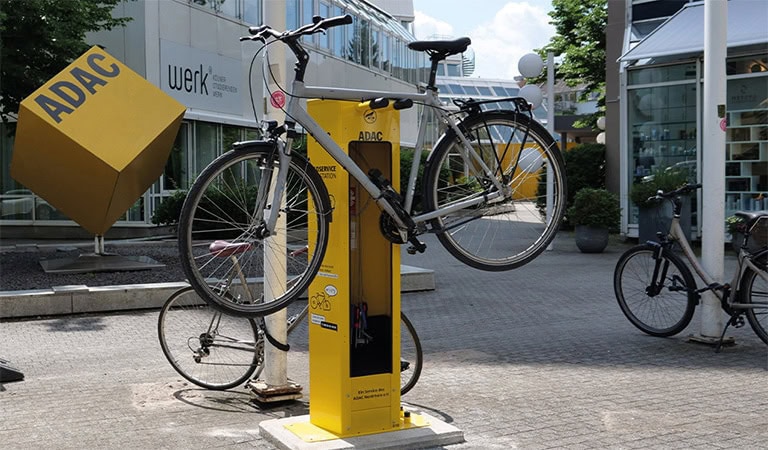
(546, 52, 555, 249)
(699, 0, 728, 340)
(262, 3, 289, 388)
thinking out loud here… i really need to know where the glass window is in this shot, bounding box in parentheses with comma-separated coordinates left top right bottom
(727, 55, 768, 76)
(446, 63, 460, 77)
(217, 0, 237, 18)
(477, 86, 492, 96)
(195, 121, 219, 175)
(302, 0, 314, 44)
(437, 64, 445, 76)
(332, 5, 345, 57)
(628, 63, 697, 85)
(381, 33, 390, 71)
(448, 84, 465, 95)
(164, 123, 190, 191)
(287, 0, 299, 30)
(360, 19, 371, 66)
(462, 85, 479, 95)
(371, 28, 380, 69)
(627, 82, 698, 223)
(243, 0, 261, 25)
(319, 2, 330, 49)
(348, 15, 361, 63)
(492, 86, 508, 96)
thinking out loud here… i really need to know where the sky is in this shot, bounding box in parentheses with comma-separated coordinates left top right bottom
(411, 0, 556, 81)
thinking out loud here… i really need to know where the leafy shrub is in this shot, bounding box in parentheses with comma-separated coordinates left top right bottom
(537, 142, 607, 228)
(630, 168, 689, 208)
(567, 188, 621, 232)
(151, 190, 187, 226)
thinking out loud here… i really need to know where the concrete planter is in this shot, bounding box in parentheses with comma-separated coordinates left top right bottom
(574, 225, 609, 253)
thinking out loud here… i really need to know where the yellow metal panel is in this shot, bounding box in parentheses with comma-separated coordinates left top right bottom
(11, 46, 185, 234)
(307, 100, 402, 438)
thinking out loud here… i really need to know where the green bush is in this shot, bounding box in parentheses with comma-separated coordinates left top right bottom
(567, 188, 621, 232)
(151, 190, 187, 226)
(538, 142, 606, 228)
(630, 168, 689, 208)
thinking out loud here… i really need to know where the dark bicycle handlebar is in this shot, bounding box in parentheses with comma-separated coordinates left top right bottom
(647, 183, 702, 204)
(241, 14, 352, 43)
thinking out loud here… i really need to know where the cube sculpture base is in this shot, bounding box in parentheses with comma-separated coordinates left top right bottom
(40, 253, 164, 274)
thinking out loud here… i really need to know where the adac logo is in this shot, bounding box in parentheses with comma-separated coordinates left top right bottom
(34, 52, 121, 124)
(364, 109, 377, 124)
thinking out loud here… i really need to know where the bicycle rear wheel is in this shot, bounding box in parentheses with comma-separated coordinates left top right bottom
(614, 244, 697, 337)
(399, 312, 423, 395)
(178, 144, 331, 317)
(423, 111, 566, 271)
(740, 259, 768, 345)
(158, 287, 263, 390)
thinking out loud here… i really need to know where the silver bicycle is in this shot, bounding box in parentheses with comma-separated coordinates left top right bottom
(177, 14, 567, 317)
(158, 286, 423, 393)
(614, 184, 768, 347)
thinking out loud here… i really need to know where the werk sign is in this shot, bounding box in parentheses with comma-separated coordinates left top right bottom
(12, 46, 186, 235)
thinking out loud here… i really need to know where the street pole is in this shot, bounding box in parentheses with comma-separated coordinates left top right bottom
(249, 4, 301, 402)
(698, 0, 728, 341)
(546, 52, 555, 249)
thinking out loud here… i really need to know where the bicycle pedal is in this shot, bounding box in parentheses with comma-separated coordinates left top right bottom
(407, 237, 426, 254)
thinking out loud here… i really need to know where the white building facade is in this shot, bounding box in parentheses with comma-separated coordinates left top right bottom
(0, 0, 427, 236)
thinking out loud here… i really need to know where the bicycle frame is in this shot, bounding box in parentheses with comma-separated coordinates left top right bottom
(666, 213, 768, 310)
(261, 78, 509, 234)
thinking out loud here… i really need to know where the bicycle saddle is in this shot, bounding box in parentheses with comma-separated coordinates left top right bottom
(408, 37, 471, 58)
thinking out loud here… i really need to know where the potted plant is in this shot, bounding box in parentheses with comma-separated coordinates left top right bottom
(568, 188, 621, 253)
(630, 167, 691, 243)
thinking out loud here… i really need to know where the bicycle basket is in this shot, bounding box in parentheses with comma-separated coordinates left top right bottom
(747, 216, 767, 249)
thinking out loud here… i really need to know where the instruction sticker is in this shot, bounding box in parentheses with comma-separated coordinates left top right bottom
(311, 313, 325, 325)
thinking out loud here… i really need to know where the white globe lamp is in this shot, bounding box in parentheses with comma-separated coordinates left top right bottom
(519, 84, 543, 109)
(597, 116, 606, 130)
(518, 53, 544, 78)
(518, 147, 544, 173)
(596, 132, 606, 144)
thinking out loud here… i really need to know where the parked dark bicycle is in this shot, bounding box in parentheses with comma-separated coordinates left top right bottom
(613, 184, 768, 349)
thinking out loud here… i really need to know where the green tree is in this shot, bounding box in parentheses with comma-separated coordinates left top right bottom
(0, 0, 131, 129)
(537, 0, 606, 128)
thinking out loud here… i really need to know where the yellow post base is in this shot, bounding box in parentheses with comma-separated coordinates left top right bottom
(286, 411, 429, 442)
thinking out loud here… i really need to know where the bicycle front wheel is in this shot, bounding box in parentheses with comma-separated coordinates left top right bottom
(423, 111, 566, 271)
(178, 145, 331, 317)
(158, 287, 263, 390)
(400, 312, 423, 395)
(740, 259, 768, 345)
(614, 244, 697, 337)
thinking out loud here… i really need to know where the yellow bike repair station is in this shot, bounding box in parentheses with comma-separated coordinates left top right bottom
(285, 100, 427, 441)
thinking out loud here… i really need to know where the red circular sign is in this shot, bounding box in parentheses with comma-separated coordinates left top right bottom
(270, 91, 286, 109)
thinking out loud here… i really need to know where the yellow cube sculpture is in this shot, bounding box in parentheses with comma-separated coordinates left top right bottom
(11, 46, 185, 235)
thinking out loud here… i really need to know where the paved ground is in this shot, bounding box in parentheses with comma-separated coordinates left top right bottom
(1, 233, 766, 449)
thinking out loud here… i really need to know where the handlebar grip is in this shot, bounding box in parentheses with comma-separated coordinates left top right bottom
(319, 14, 353, 30)
(248, 25, 269, 35)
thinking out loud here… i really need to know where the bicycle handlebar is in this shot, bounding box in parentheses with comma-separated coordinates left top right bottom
(241, 14, 352, 43)
(647, 183, 702, 203)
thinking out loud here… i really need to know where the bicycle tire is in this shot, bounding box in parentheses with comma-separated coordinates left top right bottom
(423, 111, 566, 271)
(158, 286, 263, 390)
(178, 143, 331, 318)
(399, 312, 423, 395)
(740, 257, 768, 345)
(614, 244, 697, 337)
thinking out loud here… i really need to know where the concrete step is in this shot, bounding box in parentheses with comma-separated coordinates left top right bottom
(0, 265, 434, 319)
